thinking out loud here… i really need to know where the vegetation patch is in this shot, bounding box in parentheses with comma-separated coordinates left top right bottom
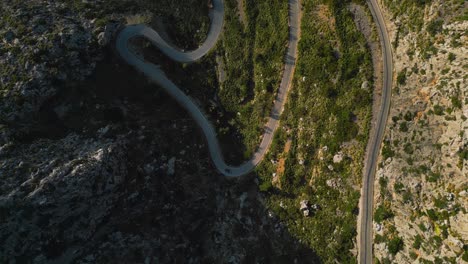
(388, 236, 404, 255)
(218, 0, 289, 159)
(256, 0, 374, 262)
(374, 204, 394, 223)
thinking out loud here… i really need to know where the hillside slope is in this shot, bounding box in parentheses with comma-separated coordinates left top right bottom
(372, 0, 467, 263)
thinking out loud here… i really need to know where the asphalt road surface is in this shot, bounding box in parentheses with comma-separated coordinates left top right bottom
(358, 0, 393, 263)
(116, 0, 301, 177)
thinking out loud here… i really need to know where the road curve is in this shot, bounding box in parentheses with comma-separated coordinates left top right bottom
(358, 0, 393, 263)
(116, 0, 301, 177)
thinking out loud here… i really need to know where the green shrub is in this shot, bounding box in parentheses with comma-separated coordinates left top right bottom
(399, 121, 409, 132)
(448, 52, 456, 62)
(374, 204, 394, 223)
(382, 140, 395, 160)
(418, 222, 427, 231)
(375, 234, 386, 243)
(432, 235, 443, 247)
(451, 96, 462, 109)
(411, 0, 433, 6)
(433, 104, 444, 115)
(381, 258, 391, 264)
(462, 249, 468, 261)
(259, 179, 273, 192)
(427, 171, 441, 182)
(397, 70, 407, 85)
(413, 234, 423, 249)
(388, 236, 404, 255)
(403, 143, 413, 154)
(379, 176, 388, 189)
(458, 148, 468, 160)
(402, 191, 413, 203)
(426, 209, 438, 221)
(434, 197, 447, 209)
(394, 181, 404, 193)
(404, 111, 414, 121)
(427, 20, 443, 36)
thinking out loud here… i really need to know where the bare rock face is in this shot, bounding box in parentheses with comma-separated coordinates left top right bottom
(0, 134, 128, 260)
(0, 1, 106, 123)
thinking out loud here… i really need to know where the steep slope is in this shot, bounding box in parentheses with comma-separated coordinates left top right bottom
(0, 0, 317, 262)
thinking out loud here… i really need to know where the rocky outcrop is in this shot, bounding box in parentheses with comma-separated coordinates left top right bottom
(0, 134, 128, 260)
(0, 1, 122, 124)
(98, 23, 120, 47)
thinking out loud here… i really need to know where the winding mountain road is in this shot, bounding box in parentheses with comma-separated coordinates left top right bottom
(117, 0, 392, 261)
(358, 0, 393, 263)
(116, 0, 301, 177)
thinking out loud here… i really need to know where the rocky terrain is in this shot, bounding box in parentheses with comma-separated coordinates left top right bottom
(0, 0, 319, 263)
(373, 0, 467, 263)
(4, 0, 465, 263)
(0, 0, 107, 123)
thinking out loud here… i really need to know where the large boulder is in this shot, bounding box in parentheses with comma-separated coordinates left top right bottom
(98, 23, 120, 46)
